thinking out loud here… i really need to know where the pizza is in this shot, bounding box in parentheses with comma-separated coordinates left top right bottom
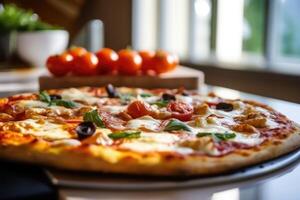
(0, 85, 299, 176)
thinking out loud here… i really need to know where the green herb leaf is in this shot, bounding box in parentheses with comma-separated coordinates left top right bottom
(39, 91, 51, 103)
(108, 131, 141, 140)
(164, 119, 192, 132)
(83, 110, 105, 128)
(140, 93, 152, 98)
(196, 132, 236, 142)
(151, 100, 169, 108)
(52, 100, 77, 108)
(196, 132, 212, 137)
(214, 132, 236, 141)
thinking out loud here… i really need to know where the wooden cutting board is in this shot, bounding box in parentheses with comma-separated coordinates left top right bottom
(39, 66, 204, 90)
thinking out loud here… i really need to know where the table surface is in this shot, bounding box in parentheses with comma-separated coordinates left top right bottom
(0, 77, 299, 200)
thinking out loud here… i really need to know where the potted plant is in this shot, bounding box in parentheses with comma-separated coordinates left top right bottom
(0, 4, 69, 67)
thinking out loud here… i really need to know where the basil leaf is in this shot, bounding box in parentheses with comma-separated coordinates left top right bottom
(151, 100, 169, 108)
(140, 93, 152, 98)
(196, 132, 236, 141)
(196, 132, 212, 137)
(215, 132, 236, 141)
(108, 131, 141, 140)
(164, 119, 192, 132)
(39, 91, 51, 103)
(52, 99, 77, 108)
(83, 109, 105, 128)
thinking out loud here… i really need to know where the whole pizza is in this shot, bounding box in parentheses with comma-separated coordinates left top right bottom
(0, 85, 299, 176)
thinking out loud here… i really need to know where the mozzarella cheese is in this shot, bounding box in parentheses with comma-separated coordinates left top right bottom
(126, 116, 161, 131)
(101, 105, 126, 115)
(3, 119, 72, 140)
(61, 88, 102, 104)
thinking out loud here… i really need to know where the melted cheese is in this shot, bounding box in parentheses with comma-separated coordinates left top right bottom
(102, 105, 126, 115)
(5, 119, 72, 140)
(120, 131, 192, 154)
(18, 100, 48, 108)
(61, 88, 101, 104)
(175, 95, 193, 104)
(126, 116, 161, 131)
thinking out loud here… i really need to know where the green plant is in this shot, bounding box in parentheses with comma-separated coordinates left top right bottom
(0, 4, 61, 32)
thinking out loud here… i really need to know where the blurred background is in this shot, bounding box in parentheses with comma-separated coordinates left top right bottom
(0, 0, 299, 102)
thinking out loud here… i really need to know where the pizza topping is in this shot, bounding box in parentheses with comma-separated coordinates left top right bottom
(61, 88, 101, 105)
(39, 91, 52, 104)
(179, 137, 218, 155)
(232, 124, 257, 133)
(194, 103, 209, 115)
(167, 102, 194, 121)
(126, 116, 160, 131)
(83, 109, 105, 128)
(127, 100, 154, 119)
(164, 119, 192, 132)
(108, 131, 141, 140)
(139, 93, 152, 98)
(215, 102, 234, 112)
(105, 84, 118, 98)
(196, 132, 236, 142)
(49, 94, 62, 101)
(0, 119, 72, 140)
(99, 111, 126, 130)
(0, 113, 13, 122)
(39, 91, 77, 108)
(162, 93, 176, 101)
(151, 100, 169, 108)
(75, 121, 96, 140)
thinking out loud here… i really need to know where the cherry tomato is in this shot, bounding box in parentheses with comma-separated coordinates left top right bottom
(167, 102, 194, 121)
(68, 47, 87, 58)
(139, 50, 155, 73)
(46, 53, 73, 77)
(72, 52, 98, 76)
(95, 48, 118, 74)
(117, 49, 142, 75)
(127, 100, 153, 118)
(151, 50, 179, 74)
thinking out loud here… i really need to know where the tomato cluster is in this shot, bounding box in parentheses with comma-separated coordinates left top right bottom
(46, 47, 179, 77)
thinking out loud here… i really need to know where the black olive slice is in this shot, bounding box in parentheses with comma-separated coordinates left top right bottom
(105, 84, 118, 98)
(216, 102, 233, 112)
(162, 93, 176, 101)
(49, 94, 62, 101)
(76, 121, 96, 140)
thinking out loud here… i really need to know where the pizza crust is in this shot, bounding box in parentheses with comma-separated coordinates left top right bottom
(1, 87, 300, 176)
(0, 127, 299, 176)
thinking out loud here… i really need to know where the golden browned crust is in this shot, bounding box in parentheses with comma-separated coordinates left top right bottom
(0, 87, 300, 176)
(0, 126, 299, 176)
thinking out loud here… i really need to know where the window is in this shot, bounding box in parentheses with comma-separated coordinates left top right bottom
(132, 0, 300, 74)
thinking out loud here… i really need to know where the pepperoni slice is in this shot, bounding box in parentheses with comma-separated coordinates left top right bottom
(99, 111, 125, 130)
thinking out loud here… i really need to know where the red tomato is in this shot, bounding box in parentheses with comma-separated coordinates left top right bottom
(68, 47, 87, 58)
(46, 53, 73, 77)
(151, 50, 179, 74)
(117, 49, 142, 75)
(139, 50, 155, 73)
(167, 102, 194, 121)
(95, 48, 118, 74)
(72, 52, 98, 76)
(127, 100, 153, 118)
